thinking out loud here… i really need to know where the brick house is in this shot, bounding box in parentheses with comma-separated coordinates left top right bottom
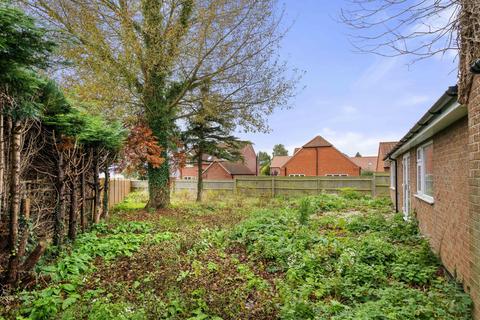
(270, 155, 291, 176)
(376, 142, 397, 172)
(179, 144, 258, 180)
(272, 136, 361, 177)
(350, 156, 377, 173)
(385, 83, 480, 317)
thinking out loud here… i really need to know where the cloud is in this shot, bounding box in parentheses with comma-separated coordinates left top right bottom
(353, 57, 399, 90)
(395, 95, 431, 107)
(342, 105, 358, 114)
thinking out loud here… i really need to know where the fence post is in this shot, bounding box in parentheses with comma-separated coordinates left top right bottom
(371, 173, 376, 198)
(271, 177, 275, 198)
(233, 178, 238, 194)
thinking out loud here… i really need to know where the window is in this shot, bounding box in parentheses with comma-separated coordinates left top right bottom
(416, 142, 434, 202)
(390, 161, 396, 189)
(183, 176, 195, 180)
(289, 174, 305, 177)
(326, 174, 348, 177)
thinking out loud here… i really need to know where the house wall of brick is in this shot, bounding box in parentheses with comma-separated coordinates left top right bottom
(202, 162, 232, 180)
(270, 167, 281, 176)
(468, 75, 480, 318)
(391, 116, 477, 316)
(180, 163, 210, 179)
(282, 147, 360, 176)
(242, 145, 258, 175)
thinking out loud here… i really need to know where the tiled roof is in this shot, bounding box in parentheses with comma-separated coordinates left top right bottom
(220, 162, 255, 175)
(303, 135, 332, 148)
(376, 142, 398, 172)
(271, 156, 291, 168)
(350, 156, 378, 172)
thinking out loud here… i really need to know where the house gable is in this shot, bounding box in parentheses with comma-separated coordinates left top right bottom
(280, 136, 360, 176)
(240, 144, 257, 175)
(202, 162, 232, 180)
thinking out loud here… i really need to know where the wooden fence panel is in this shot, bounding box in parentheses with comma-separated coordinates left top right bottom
(100, 178, 132, 209)
(236, 177, 272, 196)
(149, 174, 392, 199)
(374, 173, 390, 197)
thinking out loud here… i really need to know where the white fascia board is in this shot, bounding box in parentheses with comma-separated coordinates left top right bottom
(391, 101, 467, 159)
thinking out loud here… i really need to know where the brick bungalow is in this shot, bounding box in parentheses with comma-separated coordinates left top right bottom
(385, 82, 480, 317)
(179, 144, 258, 180)
(270, 155, 291, 176)
(376, 141, 397, 172)
(272, 136, 361, 176)
(350, 156, 377, 173)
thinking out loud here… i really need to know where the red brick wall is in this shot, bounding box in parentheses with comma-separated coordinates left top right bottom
(203, 162, 232, 180)
(282, 147, 360, 176)
(180, 163, 210, 179)
(391, 116, 477, 315)
(468, 75, 480, 318)
(241, 144, 258, 175)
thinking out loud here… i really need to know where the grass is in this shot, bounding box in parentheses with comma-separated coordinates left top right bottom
(0, 190, 473, 319)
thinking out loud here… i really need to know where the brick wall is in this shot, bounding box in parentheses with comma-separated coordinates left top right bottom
(468, 75, 480, 318)
(241, 144, 258, 175)
(283, 147, 360, 176)
(203, 162, 231, 180)
(391, 115, 477, 317)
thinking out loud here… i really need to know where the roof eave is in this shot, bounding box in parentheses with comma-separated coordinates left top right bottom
(386, 87, 466, 160)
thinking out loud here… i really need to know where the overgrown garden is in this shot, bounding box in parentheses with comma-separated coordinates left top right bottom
(1, 191, 472, 319)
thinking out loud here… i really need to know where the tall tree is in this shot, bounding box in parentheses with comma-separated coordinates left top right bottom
(24, 0, 297, 208)
(0, 3, 54, 285)
(258, 151, 271, 167)
(340, 0, 480, 103)
(355, 152, 361, 157)
(273, 144, 288, 157)
(182, 112, 245, 202)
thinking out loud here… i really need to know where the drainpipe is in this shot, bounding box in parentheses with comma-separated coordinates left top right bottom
(389, 156, 399, 213)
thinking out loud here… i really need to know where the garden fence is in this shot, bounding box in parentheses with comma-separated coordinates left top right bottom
(100, 178, 132, 209)
(170, 174, 390, 198)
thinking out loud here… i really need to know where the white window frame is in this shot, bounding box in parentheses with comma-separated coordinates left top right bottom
(289, 174, 305, 177)
(326, 174, 348, 177)
(415, 141, 434, 204)
(390, 161, 396, 190)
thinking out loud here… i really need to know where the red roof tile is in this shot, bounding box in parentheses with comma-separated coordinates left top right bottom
(302, 136, 332, 148)
(271, 156, 291, 168)
(376, 142, 398, 172)
(350, 156, 378, 172)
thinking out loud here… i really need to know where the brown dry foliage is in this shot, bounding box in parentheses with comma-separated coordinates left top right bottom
(118, 123, 164, 176)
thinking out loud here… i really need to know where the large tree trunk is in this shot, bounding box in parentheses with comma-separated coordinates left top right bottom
(68, 176, 78, 241)
(53, 149, 66, 248)
(93, 149, 101, 223)
(6, 120, 21, 285)
(196, 151, 203, 202)
(146, 109, 171, 209)
(102, 160, 110, 220)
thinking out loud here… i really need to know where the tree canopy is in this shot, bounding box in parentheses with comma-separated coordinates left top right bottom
(273, 144, 289, 157)
(24, 0, 298, 208)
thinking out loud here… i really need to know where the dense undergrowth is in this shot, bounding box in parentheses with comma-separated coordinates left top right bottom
(0, 190, 472, 319)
